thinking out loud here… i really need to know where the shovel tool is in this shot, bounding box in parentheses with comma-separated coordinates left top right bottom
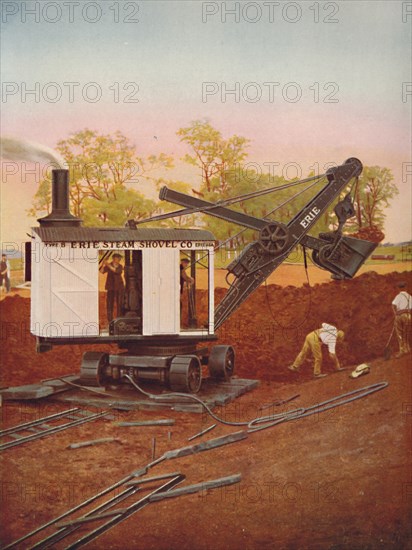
(384, 323, 396, 360)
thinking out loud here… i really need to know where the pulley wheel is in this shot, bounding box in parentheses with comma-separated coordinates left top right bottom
(169, 355, 202, 394)
(79, 351, 108, 387)
(311, 250, 323, 269)
(318, 244, 335, 265)
(208, 345, 235, 381)
(259, 222, 289, 255)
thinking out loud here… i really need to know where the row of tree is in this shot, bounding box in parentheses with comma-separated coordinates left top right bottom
(30, 121, 399, 243)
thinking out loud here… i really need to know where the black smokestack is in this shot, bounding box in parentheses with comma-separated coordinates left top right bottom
(38, 169, 82, 227)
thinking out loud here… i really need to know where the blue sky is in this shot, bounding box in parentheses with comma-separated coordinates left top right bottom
(1, 0, 411, 244)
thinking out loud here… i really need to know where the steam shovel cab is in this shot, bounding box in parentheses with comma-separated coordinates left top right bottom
(29, 170, 235, 393)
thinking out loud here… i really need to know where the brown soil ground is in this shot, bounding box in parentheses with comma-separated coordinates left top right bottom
(3, 261, 410, 300)
(0, 269, 411, 549)
(203, 261, 412, 289)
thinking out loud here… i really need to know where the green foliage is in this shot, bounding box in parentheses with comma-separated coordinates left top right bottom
(28, 176, 52, 217)
(150, 180, 196, 229)
(29, 124, 399, 243)
(82, 187, 157, 226)
(177, 119, 249, 192)
(347, 166, 399, 234)
(30, 129, 173, 226)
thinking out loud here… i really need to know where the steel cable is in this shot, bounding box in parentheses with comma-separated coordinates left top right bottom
(124, 375, 388, 433)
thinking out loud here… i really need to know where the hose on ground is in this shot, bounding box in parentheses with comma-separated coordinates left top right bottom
(124, 375, 388, 433)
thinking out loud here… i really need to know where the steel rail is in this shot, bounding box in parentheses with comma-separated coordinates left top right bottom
(0, 410, 110, 451)
(31, 474, 185, 550)
(3, 470, 144, 549)
(65, 474, 185, 549)
(0, 407, 80, 437)
(31, 484, 143, 550)
(3, 471, 183, 550)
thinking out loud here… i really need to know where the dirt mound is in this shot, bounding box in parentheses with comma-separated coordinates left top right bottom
(352, 225, 385, 242)
(0, 272, 411, 549)
(215, 270, 412, 382)
(1, 271, 410, 388)
(0, 295, 117, 388)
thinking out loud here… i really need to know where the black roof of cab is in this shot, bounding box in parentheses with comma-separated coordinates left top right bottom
(33, 227, 215, 242)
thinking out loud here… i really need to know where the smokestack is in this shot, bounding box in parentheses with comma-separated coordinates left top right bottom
(38, 169, 82, 227)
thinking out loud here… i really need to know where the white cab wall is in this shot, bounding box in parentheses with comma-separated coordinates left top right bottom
(142, 248, 179, 335)
(31, 240, 99, 337)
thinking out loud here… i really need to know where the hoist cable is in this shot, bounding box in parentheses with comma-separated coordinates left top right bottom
(137, 173, 326, 225)
(124, 375, 388, 434)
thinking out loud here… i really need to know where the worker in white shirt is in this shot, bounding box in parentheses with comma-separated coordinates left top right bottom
(392, 282, 411, 357)
(288, 323, 345, 378)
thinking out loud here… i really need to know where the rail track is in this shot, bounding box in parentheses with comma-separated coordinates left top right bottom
(4, 467, 240, 549)
(3, 429, 244, 549)
(4, 471, 186, 550)
(0, 407, 112, 451)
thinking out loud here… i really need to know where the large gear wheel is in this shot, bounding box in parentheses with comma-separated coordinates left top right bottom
(259, 222, 289, 255)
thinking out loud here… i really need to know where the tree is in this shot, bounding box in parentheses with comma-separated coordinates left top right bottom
(29, 177, 52, 219)
(177, 119, 249, 192)
(151, 180, 197, 229)
(29, 129, 173, 226)
(81, 187, 158, 226)
(348, 166, 398, 242)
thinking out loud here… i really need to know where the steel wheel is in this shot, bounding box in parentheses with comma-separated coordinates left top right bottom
(311, 250, 323, 269)
(79, 352, 108, 387)
(208, 345, 235, 381)
(259, 222, 289, 255)
(169, 355, 202, 394)
(318, 244, 335, 264)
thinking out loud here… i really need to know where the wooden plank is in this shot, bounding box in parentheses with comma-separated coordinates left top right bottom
(114, 420, 175, 427)
(67, 437, 121, 449)
(0, 384, 69, 400)
(164, 430, 247, 459)
(173, 404, 204, 413)
(47, 378, 259, 413)
(148, 474, 241, 502)
(126, 472, 182, 486)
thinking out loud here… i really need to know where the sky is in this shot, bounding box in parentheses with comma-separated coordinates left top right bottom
(1, 0, 411, 250)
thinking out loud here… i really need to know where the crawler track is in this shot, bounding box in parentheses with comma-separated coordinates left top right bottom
(0, 408, 111, 451)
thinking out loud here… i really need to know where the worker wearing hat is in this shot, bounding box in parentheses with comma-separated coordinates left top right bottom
(99, 253, 125, 323)
(288, 323, 345, 378)
(392, 282, 411, 357)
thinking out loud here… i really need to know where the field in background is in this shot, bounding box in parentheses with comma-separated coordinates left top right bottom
(214, 243, 411, 269)
(3, 243, 411, 293)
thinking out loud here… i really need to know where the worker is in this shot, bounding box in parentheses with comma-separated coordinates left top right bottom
(180, 258, 194, 294)
(392, 282, 411, 357)
(180, 258, 194, 324)
(0, 254, 11, 293)
(288, 323, 345, 378)
(99, 253, 124, 323)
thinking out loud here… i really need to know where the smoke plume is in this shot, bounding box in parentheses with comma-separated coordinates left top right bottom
(0, 136, 65, 168)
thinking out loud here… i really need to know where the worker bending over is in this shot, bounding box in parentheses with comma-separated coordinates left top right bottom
(392, 282, 411, 357)
(288, 323, 345, 378)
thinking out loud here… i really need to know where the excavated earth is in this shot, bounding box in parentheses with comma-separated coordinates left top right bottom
(0, 269, 411, 549)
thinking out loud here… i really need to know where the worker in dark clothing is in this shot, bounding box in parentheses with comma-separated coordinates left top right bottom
(100, 253, 124, 322)
(180, 258, 194, 324)
(180, 258, 194, 295)
(0, 254, 10, 293)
